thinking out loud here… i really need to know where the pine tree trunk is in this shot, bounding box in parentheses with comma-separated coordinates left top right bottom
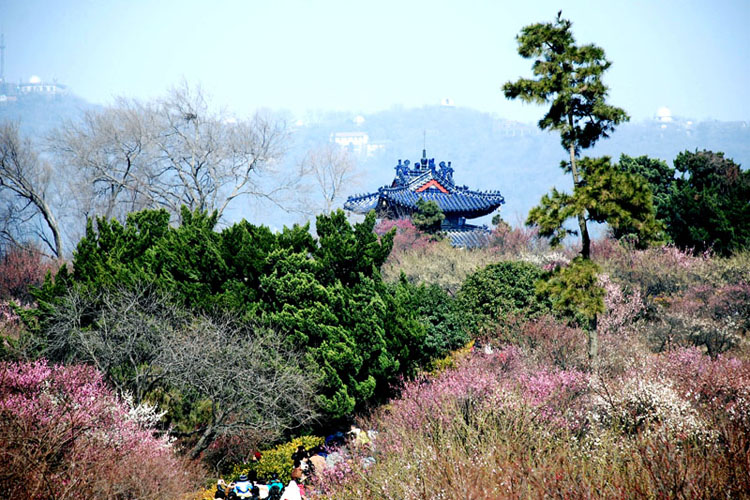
(568, 144, 591, 259)
(570, 137, 597, 369)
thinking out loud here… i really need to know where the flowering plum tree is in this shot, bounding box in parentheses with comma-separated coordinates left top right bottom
(0, 360, 201, 499)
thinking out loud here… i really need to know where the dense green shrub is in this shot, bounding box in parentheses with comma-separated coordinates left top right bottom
(662, 150, 750, 255)
(610, 151, 750, 256)
(536, 257, 605, 329)
(457, 260, 550, 329)
(411, 199, 445, 234)
(396, 278, 472, 363)
(26, 207, 432, 423)
(615, 154, 675, 221)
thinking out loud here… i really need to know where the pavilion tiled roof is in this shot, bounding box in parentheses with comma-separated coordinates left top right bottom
(377, 188, 504, 215)
(343, 192, 380, 213)
(443, 227, 493, 248)
(344, 152, 504, 218)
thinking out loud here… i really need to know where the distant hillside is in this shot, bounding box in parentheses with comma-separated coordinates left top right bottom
(3, 96, 748, 229)
(0, 92, 97, 137)
(297, 106, 750, 225)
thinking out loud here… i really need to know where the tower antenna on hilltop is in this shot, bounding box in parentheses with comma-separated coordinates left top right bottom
(422, 130, 426, 159)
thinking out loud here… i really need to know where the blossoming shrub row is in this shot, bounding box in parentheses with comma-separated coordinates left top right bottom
(0, 245, 59, 305)
(0, 245, 58, 346)
(600, 243, 711, 300)
(0, 300, 29, 347)
(595, 243, 750, 356)
(310, 344, 750, 498)
(652, 347, 750, 432)
(0, 360, 202, 499)
(303, 241, 750, 498)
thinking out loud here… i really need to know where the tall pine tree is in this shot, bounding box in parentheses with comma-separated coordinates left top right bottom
(503, 13, 662, 370)
(503, 12, 629, 258)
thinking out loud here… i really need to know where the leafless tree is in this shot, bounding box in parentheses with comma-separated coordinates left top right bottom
(41, 284, 319, 459)
(49, 99, 156, 222)
(42, 283, 178, 404)
(0, 122, 64, 259)
(159, 314, 319, 459)
(302, 143, 359, 214)
(152, 84, 292, 217)
(49, 83, 296, 223)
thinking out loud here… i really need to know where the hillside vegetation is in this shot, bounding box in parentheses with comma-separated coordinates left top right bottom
(1, 12, 749, 500)
(303, 234, 750, 498)
(3, 218, 750, 498)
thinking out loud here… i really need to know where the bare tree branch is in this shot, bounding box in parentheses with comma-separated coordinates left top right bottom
(50, 83, 292, 223)
(158, 314, 319, 459)
(42, 283, 178, 403)
(0, 122, 63, 259)
(301, 143, 360, 214)
(42, 284, 319, 460)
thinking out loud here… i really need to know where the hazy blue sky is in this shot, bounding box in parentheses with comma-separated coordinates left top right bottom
(1, 0, 748, 122)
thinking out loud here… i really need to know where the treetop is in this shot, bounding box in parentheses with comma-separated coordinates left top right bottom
(503, 12, 629, 155)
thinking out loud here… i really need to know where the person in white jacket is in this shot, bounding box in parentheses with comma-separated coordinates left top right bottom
(279, 479, 302, 500)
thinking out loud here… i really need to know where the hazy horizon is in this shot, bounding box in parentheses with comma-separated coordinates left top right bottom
(1, 0, 748, 124)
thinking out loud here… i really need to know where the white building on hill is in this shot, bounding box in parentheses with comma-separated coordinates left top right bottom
(18, 75, 67, 95)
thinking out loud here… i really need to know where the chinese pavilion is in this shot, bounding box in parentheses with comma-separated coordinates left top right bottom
(344, 150, 505, 247)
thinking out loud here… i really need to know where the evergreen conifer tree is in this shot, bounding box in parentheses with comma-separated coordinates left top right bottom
(503, 13, 661, 370)
(503, 12, 629, 258)
(412, 199, 445, 235)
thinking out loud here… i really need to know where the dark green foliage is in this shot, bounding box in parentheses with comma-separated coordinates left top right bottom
(62, 207, 230, 311)
(527, 157, 662, 249)
(617, 150, 750, 255)
(579, 157, 664, 248)
(457, 261, 550, 328)
(536, 257, 605, 327)
(314, 210, 393, 286)
(217, 220, 277, 311)
(616, 154, 675, 224)
(662, 150, 750, 255)
(412, 199, 445, 234)
(396, 277, 472, 362)
(18, 264, 72, 343)
(526, 188, 576, 247)
(536, 257, 605, 368)
(28, 207, 426, 420)
(260, 261, 404, 417)
(502, 14, 629, 155)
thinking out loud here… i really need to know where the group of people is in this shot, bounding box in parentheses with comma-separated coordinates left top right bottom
(214, 445, 321, 500)
(213, 427, 377, 500)
(215, 472, 294, 500)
